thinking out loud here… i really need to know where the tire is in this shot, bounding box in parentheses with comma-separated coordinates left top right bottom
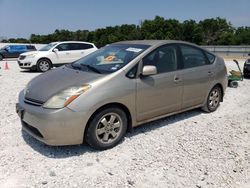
(229, 81, 238, 88)
(85, 107, 127, 150)
(37, 59, 51, 72)
(202, 86, 222, 113)
(0, 54, 3, 61)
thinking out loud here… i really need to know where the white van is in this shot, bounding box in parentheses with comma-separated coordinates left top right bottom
(18, 41, 98, 72)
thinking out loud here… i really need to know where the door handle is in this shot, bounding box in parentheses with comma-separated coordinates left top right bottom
(174, 76, 182, 83)
(66, 52, 70, 55)
(208, 71, 214, 76)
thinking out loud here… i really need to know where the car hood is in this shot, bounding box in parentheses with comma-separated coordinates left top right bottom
(24, 66, 104, 103)
(20, 51, 39, 56)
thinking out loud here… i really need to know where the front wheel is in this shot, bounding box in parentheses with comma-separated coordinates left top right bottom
(37, 59, 51, 72)
(85, 107, 127, 150)
(202, 86, 222, 113)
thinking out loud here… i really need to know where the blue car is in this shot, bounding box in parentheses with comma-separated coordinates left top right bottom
(0, 44, 36, 60)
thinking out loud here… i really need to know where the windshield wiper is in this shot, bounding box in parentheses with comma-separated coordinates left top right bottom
(70, 64, 81, 70)
(80, 64, 101, 74)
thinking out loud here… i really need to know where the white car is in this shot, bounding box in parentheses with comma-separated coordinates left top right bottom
(18, 41, 98, 72)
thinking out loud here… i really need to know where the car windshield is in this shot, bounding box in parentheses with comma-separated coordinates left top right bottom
(71, 44, 149, 74)
(39, 43, 57, 51)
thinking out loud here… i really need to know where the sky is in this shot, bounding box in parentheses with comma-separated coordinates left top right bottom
(0, 0, 250, 39)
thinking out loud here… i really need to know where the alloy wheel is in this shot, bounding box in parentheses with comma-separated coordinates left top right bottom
(208, 88, 220, 109)
(39, 60, 50, 72)
(95, 113, 122, 144)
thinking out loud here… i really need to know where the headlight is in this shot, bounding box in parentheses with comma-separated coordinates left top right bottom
(43, 85, 91, 109)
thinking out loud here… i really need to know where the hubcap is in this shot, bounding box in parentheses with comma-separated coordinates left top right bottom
(95, 113, 122, 144)
(209, 89, 220, 109)
(39, 61, 50, 71)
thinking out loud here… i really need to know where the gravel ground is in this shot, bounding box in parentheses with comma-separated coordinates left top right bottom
(0, 60, 249, 188)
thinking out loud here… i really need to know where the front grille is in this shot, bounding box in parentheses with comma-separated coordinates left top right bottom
(19, 55, 26, 60)
(24, 97, 44, 106)
(22, 121, 44, 138)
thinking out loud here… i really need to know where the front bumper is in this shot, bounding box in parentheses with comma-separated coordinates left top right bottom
(17, 57, 37, 69)
(17, 91, 89, 146)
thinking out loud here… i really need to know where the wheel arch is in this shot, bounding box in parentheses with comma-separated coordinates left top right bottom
(213, 83, 224, 102)
(84, 102, 133, 142)
(37, 57, 53, 66)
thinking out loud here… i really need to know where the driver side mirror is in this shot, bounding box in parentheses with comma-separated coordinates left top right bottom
(53, 48, 59, 53)
(142, 65, 157, 76)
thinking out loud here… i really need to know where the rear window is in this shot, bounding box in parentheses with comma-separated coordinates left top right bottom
(180, 45, 207, 68)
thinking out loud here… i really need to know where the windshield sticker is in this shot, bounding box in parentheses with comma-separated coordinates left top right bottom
(104, 55, 116, 61)
(126, 47, 143, 53)
(111, 66, 118, 70)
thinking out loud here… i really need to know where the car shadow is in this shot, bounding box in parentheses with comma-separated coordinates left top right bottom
(127, 109, 201, 137)
(22, 109, 202, 158)
(20, 70, 39, 73)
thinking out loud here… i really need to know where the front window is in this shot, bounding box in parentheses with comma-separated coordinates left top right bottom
(39, 43, 58, 51)
(71, 44, 149, 74)
(143, 45, 178, 74)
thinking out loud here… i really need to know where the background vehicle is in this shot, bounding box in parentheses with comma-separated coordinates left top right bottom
(243, 53, 250, 78)
(0, 44, 36, 60)
(18, 41, 98, 72)
(16, 40, 227, 150)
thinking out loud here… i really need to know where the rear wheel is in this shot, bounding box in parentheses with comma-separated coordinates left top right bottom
(202, 86, 222, 112)
(86, 107, 127, 150)
(37, 59, 51, 72)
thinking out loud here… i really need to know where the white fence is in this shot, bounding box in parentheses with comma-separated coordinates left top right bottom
(202, 45, 250, 58)
(1, 43, 249, 58)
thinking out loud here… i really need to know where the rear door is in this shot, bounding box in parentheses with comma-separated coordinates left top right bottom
(179, 44, 215, 109)
(136, 44, 183, 122)
(77, 43, 96, 58)
(67, 43, 96, 62)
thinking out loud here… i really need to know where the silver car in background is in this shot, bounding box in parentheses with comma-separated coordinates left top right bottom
(16, 40, 227, 150)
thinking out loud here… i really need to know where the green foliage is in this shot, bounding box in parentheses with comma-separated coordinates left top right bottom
(2, 16, 250, 46)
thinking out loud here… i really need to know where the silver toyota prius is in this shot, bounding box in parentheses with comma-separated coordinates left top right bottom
(16, 40, 227, 150)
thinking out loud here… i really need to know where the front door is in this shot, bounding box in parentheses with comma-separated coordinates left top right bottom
(53, 43, 73, 64)
(136, 44, 183, 122)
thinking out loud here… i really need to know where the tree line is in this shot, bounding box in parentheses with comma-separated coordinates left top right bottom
(2, 16, 250, 47)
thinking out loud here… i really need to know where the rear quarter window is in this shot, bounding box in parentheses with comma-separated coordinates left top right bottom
(78, 43, 94, 50)
(205, 52, 216, 64)
(69, 43, 94, 50)
(26, 45, 36, 50)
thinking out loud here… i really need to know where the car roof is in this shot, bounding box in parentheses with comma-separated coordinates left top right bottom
(114, 40, 201, 48)
(53, 41, 95, 45)
(113, 40, 215, 55)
